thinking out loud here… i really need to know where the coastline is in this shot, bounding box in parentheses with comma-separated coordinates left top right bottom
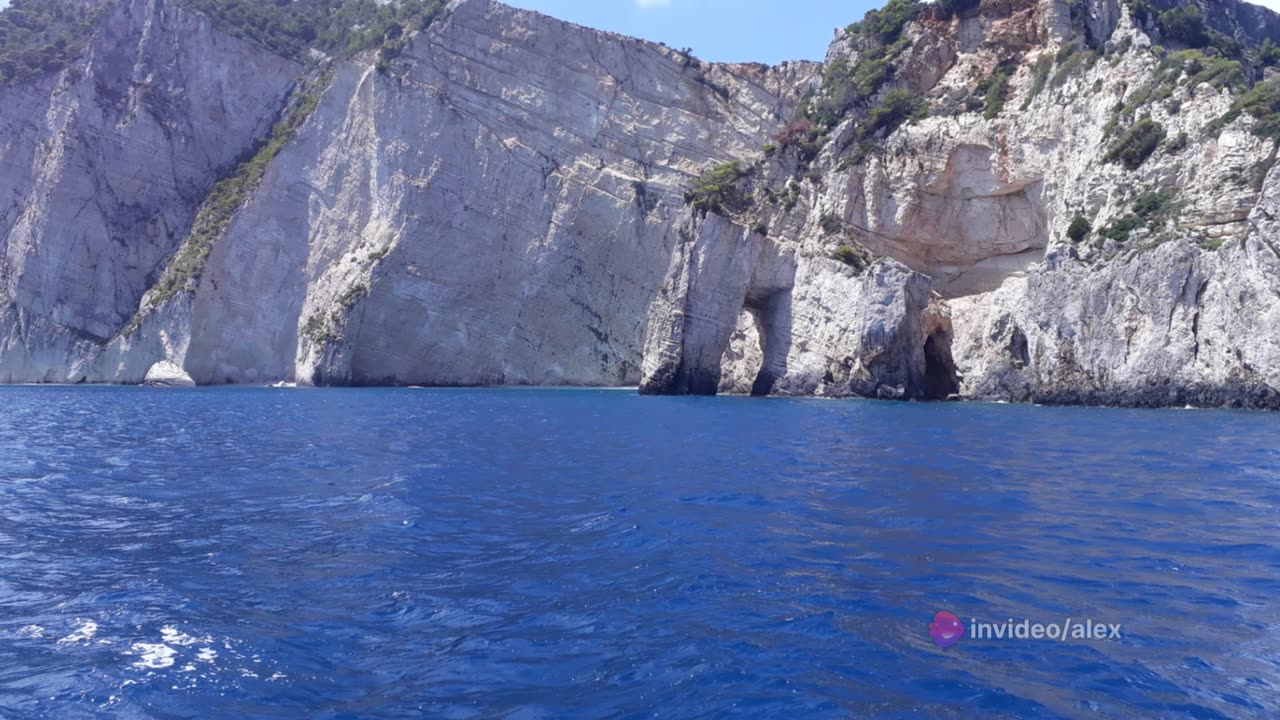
(2, 381, 1276, 412)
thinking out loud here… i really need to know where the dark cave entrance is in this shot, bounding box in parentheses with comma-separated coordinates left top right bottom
(923, 331, 960, 401)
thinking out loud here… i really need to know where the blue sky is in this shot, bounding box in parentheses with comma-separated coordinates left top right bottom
(502, 0, 1280, 63)
(0, 0, 867, 61)
(502, 0, 878, 64)
(6, 0, 1280, 63)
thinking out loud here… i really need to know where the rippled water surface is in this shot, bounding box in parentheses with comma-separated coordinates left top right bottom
(1, 387, 1279, 719)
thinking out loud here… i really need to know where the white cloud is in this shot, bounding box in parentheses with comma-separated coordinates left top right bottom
(635, 0, 673, 8)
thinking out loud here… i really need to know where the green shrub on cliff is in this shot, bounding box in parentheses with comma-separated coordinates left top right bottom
(1259, 40, 1280, 68)
(1103, 117, 1166, 170)
(1100, 191, 1179, 243)
(0, 0, 102, 86)
(1067, 216, 1092, 243)
(1107, 50, 1244, 139)
(977, 62, 1015, 119)
(833, 245, 872, 271)
(846, 0, 919, 45)
(1021, 55, 1054, 109)
(1156, 6, 1210, 48)
(179, 0, 445, 63)
(1211, 77, 1280, 142)
(806, 0, 920, 132)
(866, 88, 927, 136)
(1049, 42, 1101, 89)
(684, 162, 752, 215)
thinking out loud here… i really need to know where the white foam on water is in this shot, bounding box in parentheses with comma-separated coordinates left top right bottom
(196, 647, 218, 662)
(57, 620, 98, 644)
(160, 626, 211, 646)
(17, 625, 45, 639)
(130, 643, 177, 669)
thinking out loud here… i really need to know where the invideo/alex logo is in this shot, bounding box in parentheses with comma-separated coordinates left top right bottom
(928, 611, 1124, 648)
(928, 611, 965, 649)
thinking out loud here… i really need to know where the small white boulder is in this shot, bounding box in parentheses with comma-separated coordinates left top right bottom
(144, 361, 196, 388)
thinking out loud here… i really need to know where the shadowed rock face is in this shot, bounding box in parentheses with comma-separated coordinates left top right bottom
(1, 0, 1280, 409)
(0, 0, 300, 383)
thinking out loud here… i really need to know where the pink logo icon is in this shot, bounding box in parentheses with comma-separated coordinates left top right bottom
(929, 611, 965, 649)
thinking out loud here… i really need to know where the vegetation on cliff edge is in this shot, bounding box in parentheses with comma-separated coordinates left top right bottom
(129, 0, 450, 326)
(135, 71, 336, 321)
(0, 0, 102, 87)
(178, 0, 445, 63)
(684, 162, 753, 215)
(1211, 77, 1280, 142)
(1104, 117, 1167, 170)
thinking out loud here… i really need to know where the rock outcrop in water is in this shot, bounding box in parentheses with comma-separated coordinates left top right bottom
(1, 0, 1279, 408)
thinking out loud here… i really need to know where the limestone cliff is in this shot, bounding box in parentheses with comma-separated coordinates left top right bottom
(641, 0, 1280, 407)
(0, 0, 298, 383)
(1, 0, 1278, 409)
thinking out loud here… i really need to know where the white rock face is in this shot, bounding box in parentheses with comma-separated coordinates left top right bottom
(0, 0, 299, 383)
(637, 210, 936, 399)
(124, 0, 814, 388)
(144, 360, 196, 388)
(1, 0, 1278, 409)
(702, 0, 1280, 407)
(952, 168, 1280, 409)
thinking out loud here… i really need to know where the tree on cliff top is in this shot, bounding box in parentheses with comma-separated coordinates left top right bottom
(0, 0, 449, 87)
(0, 0, 101, 86)
(179, 0, 445, 62)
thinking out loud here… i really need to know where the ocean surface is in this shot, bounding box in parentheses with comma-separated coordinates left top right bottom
(1, 387, 1278, 719)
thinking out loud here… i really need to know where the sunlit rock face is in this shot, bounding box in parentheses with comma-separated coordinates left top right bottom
(639, 211, 937, 400)
(950, 167, 1280, 410)
(1, 0, 812, 386)
(2, 0, 1279, 408)
(640, 0, 1280, 407)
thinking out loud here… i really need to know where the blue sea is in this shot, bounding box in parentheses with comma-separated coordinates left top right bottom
(1, 387, 1278, 719)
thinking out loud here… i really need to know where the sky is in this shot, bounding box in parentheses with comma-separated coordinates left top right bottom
(5, 1, 1280, 62)
(502, 0, 877, 64)
(506, 0, 1280, 64)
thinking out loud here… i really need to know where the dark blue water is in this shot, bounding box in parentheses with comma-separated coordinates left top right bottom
(1, 388, 1279, 719)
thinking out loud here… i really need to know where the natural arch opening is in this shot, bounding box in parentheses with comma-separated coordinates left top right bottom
(716, 290, 793, 397)
(746, 290, 792, 397)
